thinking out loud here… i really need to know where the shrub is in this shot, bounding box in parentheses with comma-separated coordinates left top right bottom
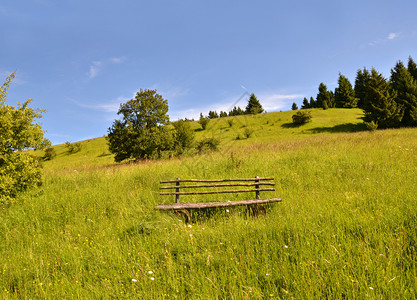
(173, 119, 195, 154)
(364, 121, 378, 131)
(199, 117, 210, 130)
(43, 147, 56, 160)
(65, 141, 82, 153)
(292, 111, 312, 124)
(0, 72, 50, 204)
(244, 128, 254, 138)
(196, 137, 220, 153)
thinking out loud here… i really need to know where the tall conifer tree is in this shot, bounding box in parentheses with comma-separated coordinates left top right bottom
(363, 68, 403, 128)
(408, 56, 417, 81)
(354, 68, 371, 109)
(245, 93, 264, 114)
(390, 61, 417, 126)
(335, 73, 358, 108)
(309, 97, 316, 108)
(301, 97, 310, 109)
(316, 83, 333, 109)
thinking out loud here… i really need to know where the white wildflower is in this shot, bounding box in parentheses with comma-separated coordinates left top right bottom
(132, 278, 137, 282)
(148, 271, 153, 274)
(284, 245, 288, 248)
(150, 277, 155, 281)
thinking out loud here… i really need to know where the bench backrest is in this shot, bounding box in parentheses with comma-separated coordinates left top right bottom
(160, 176, 275, 203)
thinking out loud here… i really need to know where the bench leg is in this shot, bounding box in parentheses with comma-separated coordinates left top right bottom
(174, 209, 190, 223)
(248, 204, 267, 216)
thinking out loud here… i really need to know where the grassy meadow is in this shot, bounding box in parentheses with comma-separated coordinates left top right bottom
(1, 109, 417, 298)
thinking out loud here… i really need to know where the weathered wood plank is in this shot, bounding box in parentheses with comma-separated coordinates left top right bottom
(160, 188, 275, 196)
(160, 177, 274, 184)
(155, 198, 282, 210)
(160, 182, 275, 189)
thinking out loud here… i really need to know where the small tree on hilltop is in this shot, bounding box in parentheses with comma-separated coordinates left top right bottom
(316, 83, 334, 109)
(229, 106, 245, 116)
(199, 113, 210, 130)
(335, 73, 358, 108)
(107, 89, 173, 162)
(291, 102, 298, 110)
(245, 93, 264, 114)
(301, 97, 310, 109)
(309, 96, 317, 108)
(0, 72, 50, 204)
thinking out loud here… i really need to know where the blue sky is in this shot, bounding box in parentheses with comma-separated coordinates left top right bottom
(1, 0, 417, 145)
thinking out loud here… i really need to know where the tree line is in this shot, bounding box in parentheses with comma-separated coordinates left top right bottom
(294, 56, 417, 129)
(201, 93, 264, 119)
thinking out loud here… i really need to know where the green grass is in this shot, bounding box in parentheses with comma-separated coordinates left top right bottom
(2, 109, 416, 298)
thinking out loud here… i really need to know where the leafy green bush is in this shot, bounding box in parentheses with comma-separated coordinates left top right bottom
(292, 111, 312, 124)
(244, 128, 254, 138)
(364, 121, 378, 131)
(196, 137, 220, 152)
(43, 147, 56, 160)
(0, 72, 50, 204)
(65, 141, 82, 153)
(173, 119, 195, 154)
(199, 116, 210, 130)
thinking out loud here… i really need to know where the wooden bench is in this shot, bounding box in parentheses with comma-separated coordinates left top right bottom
(155, 176, 282, 221)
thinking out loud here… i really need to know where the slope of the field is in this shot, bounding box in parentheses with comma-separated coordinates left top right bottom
(39, 108, 365, 172)
(3, 108, 416, 298)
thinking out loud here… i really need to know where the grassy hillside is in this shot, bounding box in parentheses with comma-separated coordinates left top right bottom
(37, 108, 365, 171)
(3, 109, 417, 298)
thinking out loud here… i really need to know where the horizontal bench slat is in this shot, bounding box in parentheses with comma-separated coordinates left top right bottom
(160, 182, 274, 190)
(160, 188, 275, 196)
(156, 198, 282, 210)
(160, 177, 274, 184)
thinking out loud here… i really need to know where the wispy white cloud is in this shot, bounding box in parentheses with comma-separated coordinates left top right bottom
(87, 57, 127, 79)
(73, 98, 122, 113)
(257, 92, 303, 112)
(88, 61, 102, 79)
(368, 32, 400, 46)
(387, 32, 399, 40)
(109, 56, 127, 64)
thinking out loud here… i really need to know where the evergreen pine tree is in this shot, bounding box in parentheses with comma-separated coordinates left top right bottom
(309, 97, 316, 108)
(390, 60, 417, 126)
(363, 68, 403, 128)
(354, 68, 371, 109)
(316, 83, 333, 109)
(291, 102, 298, 110)
(245, 93, 264, 114)
(335, 73, 358, 108)
(301, 97, 310, 109)
(327, 90, 335, 108)
(408, 56, 417, 81)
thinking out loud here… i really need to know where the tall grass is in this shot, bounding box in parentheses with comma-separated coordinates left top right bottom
(1, 111, 416, 298)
